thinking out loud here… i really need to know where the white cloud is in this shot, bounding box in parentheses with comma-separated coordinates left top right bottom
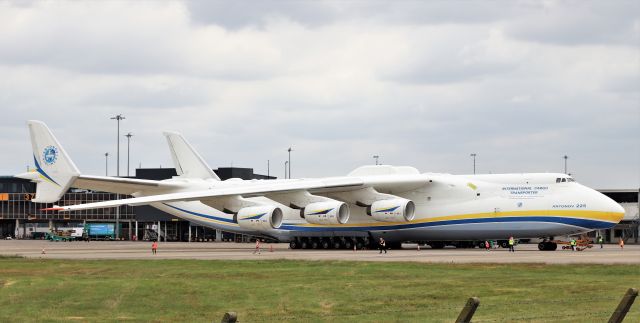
(0, 0, 637, 188)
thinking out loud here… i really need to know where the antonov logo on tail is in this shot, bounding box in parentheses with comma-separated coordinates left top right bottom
(42, 146, 58, 165)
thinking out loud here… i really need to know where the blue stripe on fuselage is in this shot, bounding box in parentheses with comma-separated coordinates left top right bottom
(280, 216, 613, 232)
(159, 203, 613, 233)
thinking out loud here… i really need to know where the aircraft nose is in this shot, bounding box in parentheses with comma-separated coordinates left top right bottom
(609, 200, 625, 215)
(600, 193, 625, 222)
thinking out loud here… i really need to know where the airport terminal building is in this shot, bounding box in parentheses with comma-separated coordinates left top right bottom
(0, 170, 638, 244)
(0, 167, 275, 242)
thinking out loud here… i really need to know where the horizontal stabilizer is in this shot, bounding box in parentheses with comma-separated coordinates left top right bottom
(72, 175, 185, 196)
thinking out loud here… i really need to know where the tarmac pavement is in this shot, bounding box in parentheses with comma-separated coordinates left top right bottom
(1, 240, 638, 264)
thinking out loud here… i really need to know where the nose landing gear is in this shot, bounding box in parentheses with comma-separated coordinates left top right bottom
(538, 241, 558, 251)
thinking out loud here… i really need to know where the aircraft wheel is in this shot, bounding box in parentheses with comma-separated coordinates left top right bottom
(355, 239, 364, 250)
(289, 240, 300, 249)
(321, 239, 330, 249)
(333, 240, 342, 249)
(343, 239, 353, 250)
(300, 240, 309, 249)
(310, 239, 319, 249)
(538, 242, 558, 251)
(430, 242, 445, 249)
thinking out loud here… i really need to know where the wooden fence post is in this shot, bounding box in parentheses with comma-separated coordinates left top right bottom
(456, 297, 480, 323)
(608, 288, 638, 323)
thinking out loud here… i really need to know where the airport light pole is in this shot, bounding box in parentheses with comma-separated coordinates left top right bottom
(373, 155, 380, 165)
(564, 155, 568, 174)
(110, 114, 125, 240)
(470, 153, 477, 174)
(104, 152, 109, 176)
(267, 160, 270, 178)
(110, 114, 125, 177)
(285, 161, 288, 179)
(287, 147, 292, 179)
(125, 132, 133, 177)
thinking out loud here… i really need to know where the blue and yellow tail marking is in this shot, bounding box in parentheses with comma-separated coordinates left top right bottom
(33, 155, 60, 186)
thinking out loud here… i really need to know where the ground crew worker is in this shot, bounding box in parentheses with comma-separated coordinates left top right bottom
(253, 239, 261, 254)
(379, 237, 387, 254)
(484, 240, 490, 251)
(619, 238, 624, 250)
(151, 241, 158, 255)
(508, 236, 515, 252)
(597, 236, 604, 248)
(570, 238, 577, 251)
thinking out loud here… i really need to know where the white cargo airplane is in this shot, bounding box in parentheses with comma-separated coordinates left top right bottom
(16, 121, 624, 250)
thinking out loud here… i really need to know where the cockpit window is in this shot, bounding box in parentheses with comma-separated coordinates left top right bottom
(556, 178, 561, 183)
(567, 178, 575, 182)
(561, 178, 567, 182)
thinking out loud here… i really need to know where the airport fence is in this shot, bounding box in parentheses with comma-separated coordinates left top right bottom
(218, 288, 638, 323)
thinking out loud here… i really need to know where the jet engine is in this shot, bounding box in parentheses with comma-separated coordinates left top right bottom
(303, 201, 350, 225)
(237, 206, 284, 231)
(369, 199, 415, 222)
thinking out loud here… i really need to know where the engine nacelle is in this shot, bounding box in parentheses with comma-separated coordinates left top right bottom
(369, 199, 415, 222)
(303, 201, 350, 225)
(237, 206, 284, 231)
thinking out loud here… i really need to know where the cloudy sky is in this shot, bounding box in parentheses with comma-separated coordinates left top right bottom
(0, 0, 638, 188)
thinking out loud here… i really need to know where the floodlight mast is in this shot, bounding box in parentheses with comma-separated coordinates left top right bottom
(110, 114, 125, 240)
(470, 153, 477, 174)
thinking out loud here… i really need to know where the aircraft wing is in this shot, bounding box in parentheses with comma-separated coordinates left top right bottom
(45, 176, 371, 211)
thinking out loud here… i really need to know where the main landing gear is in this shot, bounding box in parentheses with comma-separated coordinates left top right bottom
(289, 237, 371, 250)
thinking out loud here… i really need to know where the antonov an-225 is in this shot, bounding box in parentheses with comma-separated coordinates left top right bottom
(17, 121, 624, 250)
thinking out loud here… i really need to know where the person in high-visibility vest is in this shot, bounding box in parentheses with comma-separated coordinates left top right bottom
(508, 236, 515, 252)
(597, 236, 604, 248)
(570, 238, 577, 251)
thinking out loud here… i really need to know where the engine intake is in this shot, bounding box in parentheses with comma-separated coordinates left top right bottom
(369, 199, 415, 222)
(303, 201, 350, 225)
(237, 206, 284, 231)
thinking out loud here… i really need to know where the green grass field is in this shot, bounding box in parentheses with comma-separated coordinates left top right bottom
(0, 258, 638, 322)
